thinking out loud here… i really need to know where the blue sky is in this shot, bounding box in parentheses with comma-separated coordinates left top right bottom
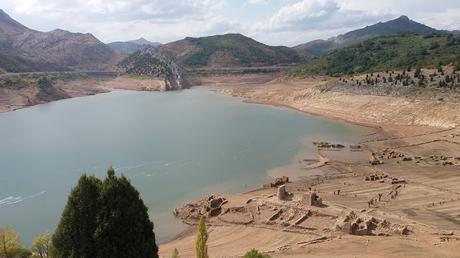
(1, 0, 460, 46)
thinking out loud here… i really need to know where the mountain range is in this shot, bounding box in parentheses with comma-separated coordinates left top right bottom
(138, 33, 302, 68)
(0, 9, 459, 75)
(294, 15, 459, 58)
(107, 38, 161, 54)
(0, 9, 119, 72)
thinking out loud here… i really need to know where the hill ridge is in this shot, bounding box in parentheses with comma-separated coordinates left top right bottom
(295, 15, 450, 58)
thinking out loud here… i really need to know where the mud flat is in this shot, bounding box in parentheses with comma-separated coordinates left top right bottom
(160, 78, 460, 257)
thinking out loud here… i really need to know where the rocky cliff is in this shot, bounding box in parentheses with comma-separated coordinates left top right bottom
(118, 47, 188, 90)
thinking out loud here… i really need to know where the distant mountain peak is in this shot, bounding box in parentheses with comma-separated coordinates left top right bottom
(294, 15, 443, 58)
(129, 37, 153, 45)
(396, 15, 410, 21)
(335, 15, 438, 43)
(108, 38, 161, 54)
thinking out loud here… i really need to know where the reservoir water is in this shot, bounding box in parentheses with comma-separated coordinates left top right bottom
(0, 87, 370, 245)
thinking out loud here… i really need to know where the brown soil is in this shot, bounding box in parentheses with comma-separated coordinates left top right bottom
(187, 73, 278, 86)
(159, 78, 460, 257)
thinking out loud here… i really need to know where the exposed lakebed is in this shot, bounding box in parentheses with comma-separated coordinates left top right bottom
(0, 86, 370, 245)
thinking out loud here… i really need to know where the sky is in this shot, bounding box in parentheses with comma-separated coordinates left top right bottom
(1, 0, 460, 46)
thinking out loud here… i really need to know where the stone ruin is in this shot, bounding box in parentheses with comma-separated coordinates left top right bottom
(333, 210, 410, 236)
(364, 173, 388, 182)
(349, 144, 363, 151)
(277, 185, 293, 201)
(314, 141, 346, 150)
(173, 195, 228, 220)
(364, 173, 406, 185)
(302, 192, 322, 207)
(263, 176, 289, 188)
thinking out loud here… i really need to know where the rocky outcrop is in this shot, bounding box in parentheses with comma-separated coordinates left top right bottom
(118, 46, 189, 90)
(33, 78, 71, 104)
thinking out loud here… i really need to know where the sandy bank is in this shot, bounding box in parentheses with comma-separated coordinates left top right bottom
(159, 78, 460, 257)
(219, 78, 460, 135)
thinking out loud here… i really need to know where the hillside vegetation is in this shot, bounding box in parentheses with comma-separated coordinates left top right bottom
(0, 73, 90, 89)
(177, 34, 301, 67)
(130, 34, 302, 69)
(288, 33, 460, 76)
(294, 15, 443, 58)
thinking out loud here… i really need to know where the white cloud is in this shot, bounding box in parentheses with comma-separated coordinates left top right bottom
(248, 0, 271, 4)
(2, 0, 460, 46)
(246, 0, 394, 45)
(416, 8, 460, 31)
(255, 0, 390, 32)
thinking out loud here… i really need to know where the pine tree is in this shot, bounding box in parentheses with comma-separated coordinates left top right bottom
(95, 168, 158, 258)
(53, 175, 102, 258)
(195, 216, 208, 258)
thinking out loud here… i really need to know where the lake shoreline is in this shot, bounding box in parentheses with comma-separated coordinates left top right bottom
(159, 78, 460, 257)
(0, 73, 277, 113)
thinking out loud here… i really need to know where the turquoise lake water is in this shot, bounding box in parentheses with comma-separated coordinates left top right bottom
(0, 87, 370, 245)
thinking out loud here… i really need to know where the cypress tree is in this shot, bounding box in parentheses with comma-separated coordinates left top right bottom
(53, 168, 158, 258)
(52, 175, 102, 258)
(95, 168, 158, 258)
(195, 216, 208, 258)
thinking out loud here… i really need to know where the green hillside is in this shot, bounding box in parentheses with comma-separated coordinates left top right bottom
(178, 34, 301, 67)
(288, 33, 460, 76)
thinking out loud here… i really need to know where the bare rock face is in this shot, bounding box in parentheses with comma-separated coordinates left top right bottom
(118, 46, 189, 91)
